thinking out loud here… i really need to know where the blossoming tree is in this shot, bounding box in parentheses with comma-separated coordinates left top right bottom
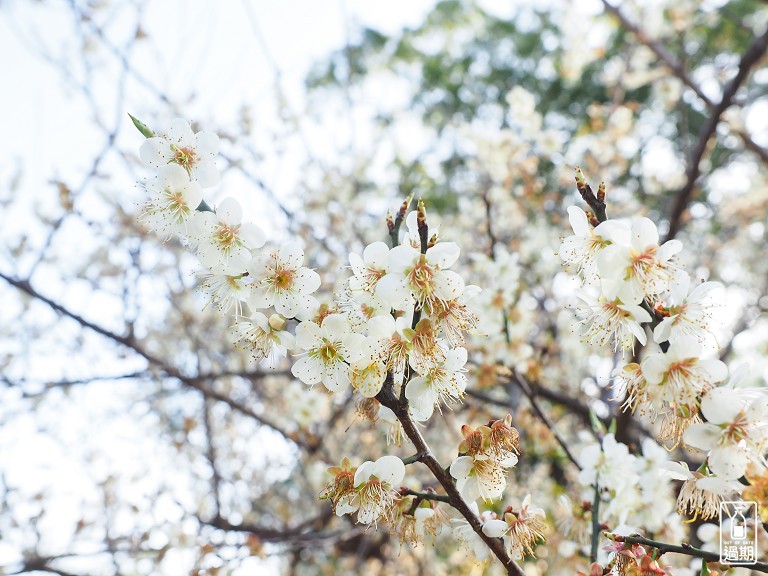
(2, 1, 768, 575)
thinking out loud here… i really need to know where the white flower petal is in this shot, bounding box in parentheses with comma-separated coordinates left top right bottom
(426, 242, 460, 269)
(434, 270, 465, 300)
(195, 130, 220, 155)
(701, 387, 744, 424)
(168, 118, 194, 143)
(140, 137, 171, 167)
(363, 241, 390, 270)
(322, 362, 351, 392)
(653, 317, 673, 344)
(291, 356, 322, 385)
(682, 423, 720, 451)
(240, 223, 266, 249)
(217, 197, 242, 225)
(658, 239, 683, 261)
(567, 206, 589, 237)
(449, 456, 474, 481)
(373, 455, 405, 485)
(322, 314, 350, 339)
(482, 519, 508, 538)
(708, 445, 748, 481)
(194, 160, 220, 187)
(293, 268, 321, 294)
(375, 274, 411, 308)
(354, 461, 375, 486)
(630, 217, 659, 251)
(388, 245, 419, 273)
(698, 358, 728, 385)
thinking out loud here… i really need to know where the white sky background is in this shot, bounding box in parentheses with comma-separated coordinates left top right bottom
(0, 1, 439, 574)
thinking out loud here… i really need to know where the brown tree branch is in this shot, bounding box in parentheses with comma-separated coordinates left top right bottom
(609, 533, 768, 572)
(0, 271, 308, 450)
(602, 1, 768, 165)
(375, 375, 526, 576)
(663, 27, 768, 241)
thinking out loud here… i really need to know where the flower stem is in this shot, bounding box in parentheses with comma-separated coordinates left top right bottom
(399, 487, 450, 503)
(590, 483, 601, 563)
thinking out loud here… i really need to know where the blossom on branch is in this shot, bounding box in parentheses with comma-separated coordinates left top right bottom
(139, 118, 220, 187)
(292, 314, 364, 392)
(141, 164, 203, 240)
(248, 243, 320, 319)
(193, 197, 266, 274)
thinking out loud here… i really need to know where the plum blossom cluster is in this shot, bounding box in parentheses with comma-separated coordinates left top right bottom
(560, 171, 768, 538)
(134, 118, 542, 562)
(448, 417, 548, 559)
(136, 117, 312, 369)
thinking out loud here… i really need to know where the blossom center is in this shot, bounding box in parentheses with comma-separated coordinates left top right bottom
(318, 340, 341, 363)
(215, 223, 240, 248)
(272, 268, 295, 290)
(172, 145, 198, 171)
(408, 258, 435, 298)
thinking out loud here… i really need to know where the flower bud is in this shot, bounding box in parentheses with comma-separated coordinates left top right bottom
(268, 313, 287, 331)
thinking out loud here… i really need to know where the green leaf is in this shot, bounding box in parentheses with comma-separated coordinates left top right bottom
(589, 408, 607, 436)
(128, 113, 155, 138)
(699, 558, 711, 576)
(608, 418, 617, 435)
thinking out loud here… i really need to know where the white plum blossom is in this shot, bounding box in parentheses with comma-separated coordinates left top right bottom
(350, 343, 387, 398)
(199, 269, 250, 319)
(140, 118, 220, 187)
(142, 164, 203, 239)
(598, 217, 682, 304)
(348, 241, 390, 292)
(663, 461, 742, 520)
(248, 243, 321, 319)
(376, 405, 403, 446)
(338, 288, 391, 331)
(574, 288, 652, 351)
(683, 384, 768, 480)
(405, 346, 468, 421)
(194, 197, 266, 274)
(653, 273, 721, 345)
(559, 206, 613, 283)
(365, 313, 414, 377)
(452, 503, 493, 561)
(641, 336, 727, 406)
(291, 314, 365, 392)
(429, 284, 481, 347)
(231, 312, 295, 367)
(450, 452, 513, 502)
(376, 242, 465, 311)
(482, 494, 547, 558)
(351, 455, 405, 525)
(578, 434, 639, 492)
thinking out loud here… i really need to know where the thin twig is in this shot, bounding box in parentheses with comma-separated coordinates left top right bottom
(601, 0, 768, 165)
(609, 533, 768, 572)
(664, 27, 768, 241)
